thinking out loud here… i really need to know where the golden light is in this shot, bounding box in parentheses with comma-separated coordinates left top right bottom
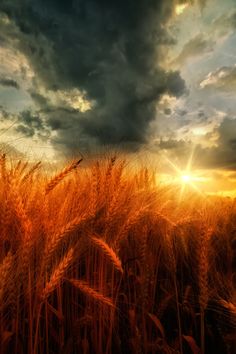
(180, 172, 208, 185)
(181, 174, 191, 183)
(175, 3, 189, 15)
(161, 147, 209, 202)
(192, 127, 206, 136)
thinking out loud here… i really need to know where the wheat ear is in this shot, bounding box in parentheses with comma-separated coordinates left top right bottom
(69, 279, 114, 308)
(0, 153, 6, 180)
(45, 159, 82, 194)
(218, 299, 236, 317)
(115, 207, 146, 248)
(10, 180, 32, 234)
(91, 236, 123, 273)
(44, 214, 88, 267)
(22, 161, 41, 183)
(41, 248, 74, 300)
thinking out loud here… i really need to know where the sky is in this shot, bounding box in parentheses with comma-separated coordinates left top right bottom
(0, 0, 236, 195)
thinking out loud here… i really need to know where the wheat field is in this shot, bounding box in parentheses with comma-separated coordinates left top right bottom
(0, 154, 235, 354)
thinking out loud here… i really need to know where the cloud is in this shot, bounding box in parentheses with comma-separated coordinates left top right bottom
(228, 172, 236, 180)
(197, 0, 208, 10)
(212, 10, 236, 35)
(16, 110, 50, 139)
(0, 0, 187, 155)
(30, 92, 49, 108)
(200, 65, 236, 91)
(0, 78, 20, 89)
(172, 34, 215, 67)
(157, 117, 236, 170)
(199, 118, 236, 169)
(159, 138, 191, 152)
(164, 108, 172, 115)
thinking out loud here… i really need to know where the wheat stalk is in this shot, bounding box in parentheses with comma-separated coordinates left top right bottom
(0, 252, 13, 303)
(197, 225, 213, 354)
(198, 227, 213, 311)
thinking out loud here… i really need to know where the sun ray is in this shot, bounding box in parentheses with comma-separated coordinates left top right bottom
(186, 145, 195, 173)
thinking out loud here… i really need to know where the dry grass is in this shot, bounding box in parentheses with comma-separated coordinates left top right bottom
(0, 154, 235, 354)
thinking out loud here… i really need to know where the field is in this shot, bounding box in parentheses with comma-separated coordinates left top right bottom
(0, 154, 235, 354)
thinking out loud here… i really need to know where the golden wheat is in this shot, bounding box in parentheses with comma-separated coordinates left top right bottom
(69, 279, 115, 308)
(41, 248, 74, 300)
(21, 161, 41, 183)
(44, 214, 89, 267)
(45, 158, 82, 194)
(0, 154, 234, 354)
(91, 235, 123, 273)
(218, 299, 236, 317)
(0, 252, 13, 303)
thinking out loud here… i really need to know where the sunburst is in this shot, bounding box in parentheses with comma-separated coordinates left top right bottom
(181, 174, 191, 183)
(162, 147, 207, 201)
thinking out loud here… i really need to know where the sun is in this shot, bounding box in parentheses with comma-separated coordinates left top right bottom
(162, 147, 209, 200)
(181, 174, 191, 183)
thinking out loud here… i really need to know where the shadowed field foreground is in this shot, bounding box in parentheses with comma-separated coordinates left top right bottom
(0, 154, 235, 354)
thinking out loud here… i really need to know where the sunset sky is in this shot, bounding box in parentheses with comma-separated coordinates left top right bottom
(0, 0, 236, 195)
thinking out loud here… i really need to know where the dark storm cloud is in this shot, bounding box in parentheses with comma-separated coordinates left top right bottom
(30, 91, 49, 108)
(0, 78, 20, 90)
(16, 110, 49, 139)
(0, 0, 187, 154)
